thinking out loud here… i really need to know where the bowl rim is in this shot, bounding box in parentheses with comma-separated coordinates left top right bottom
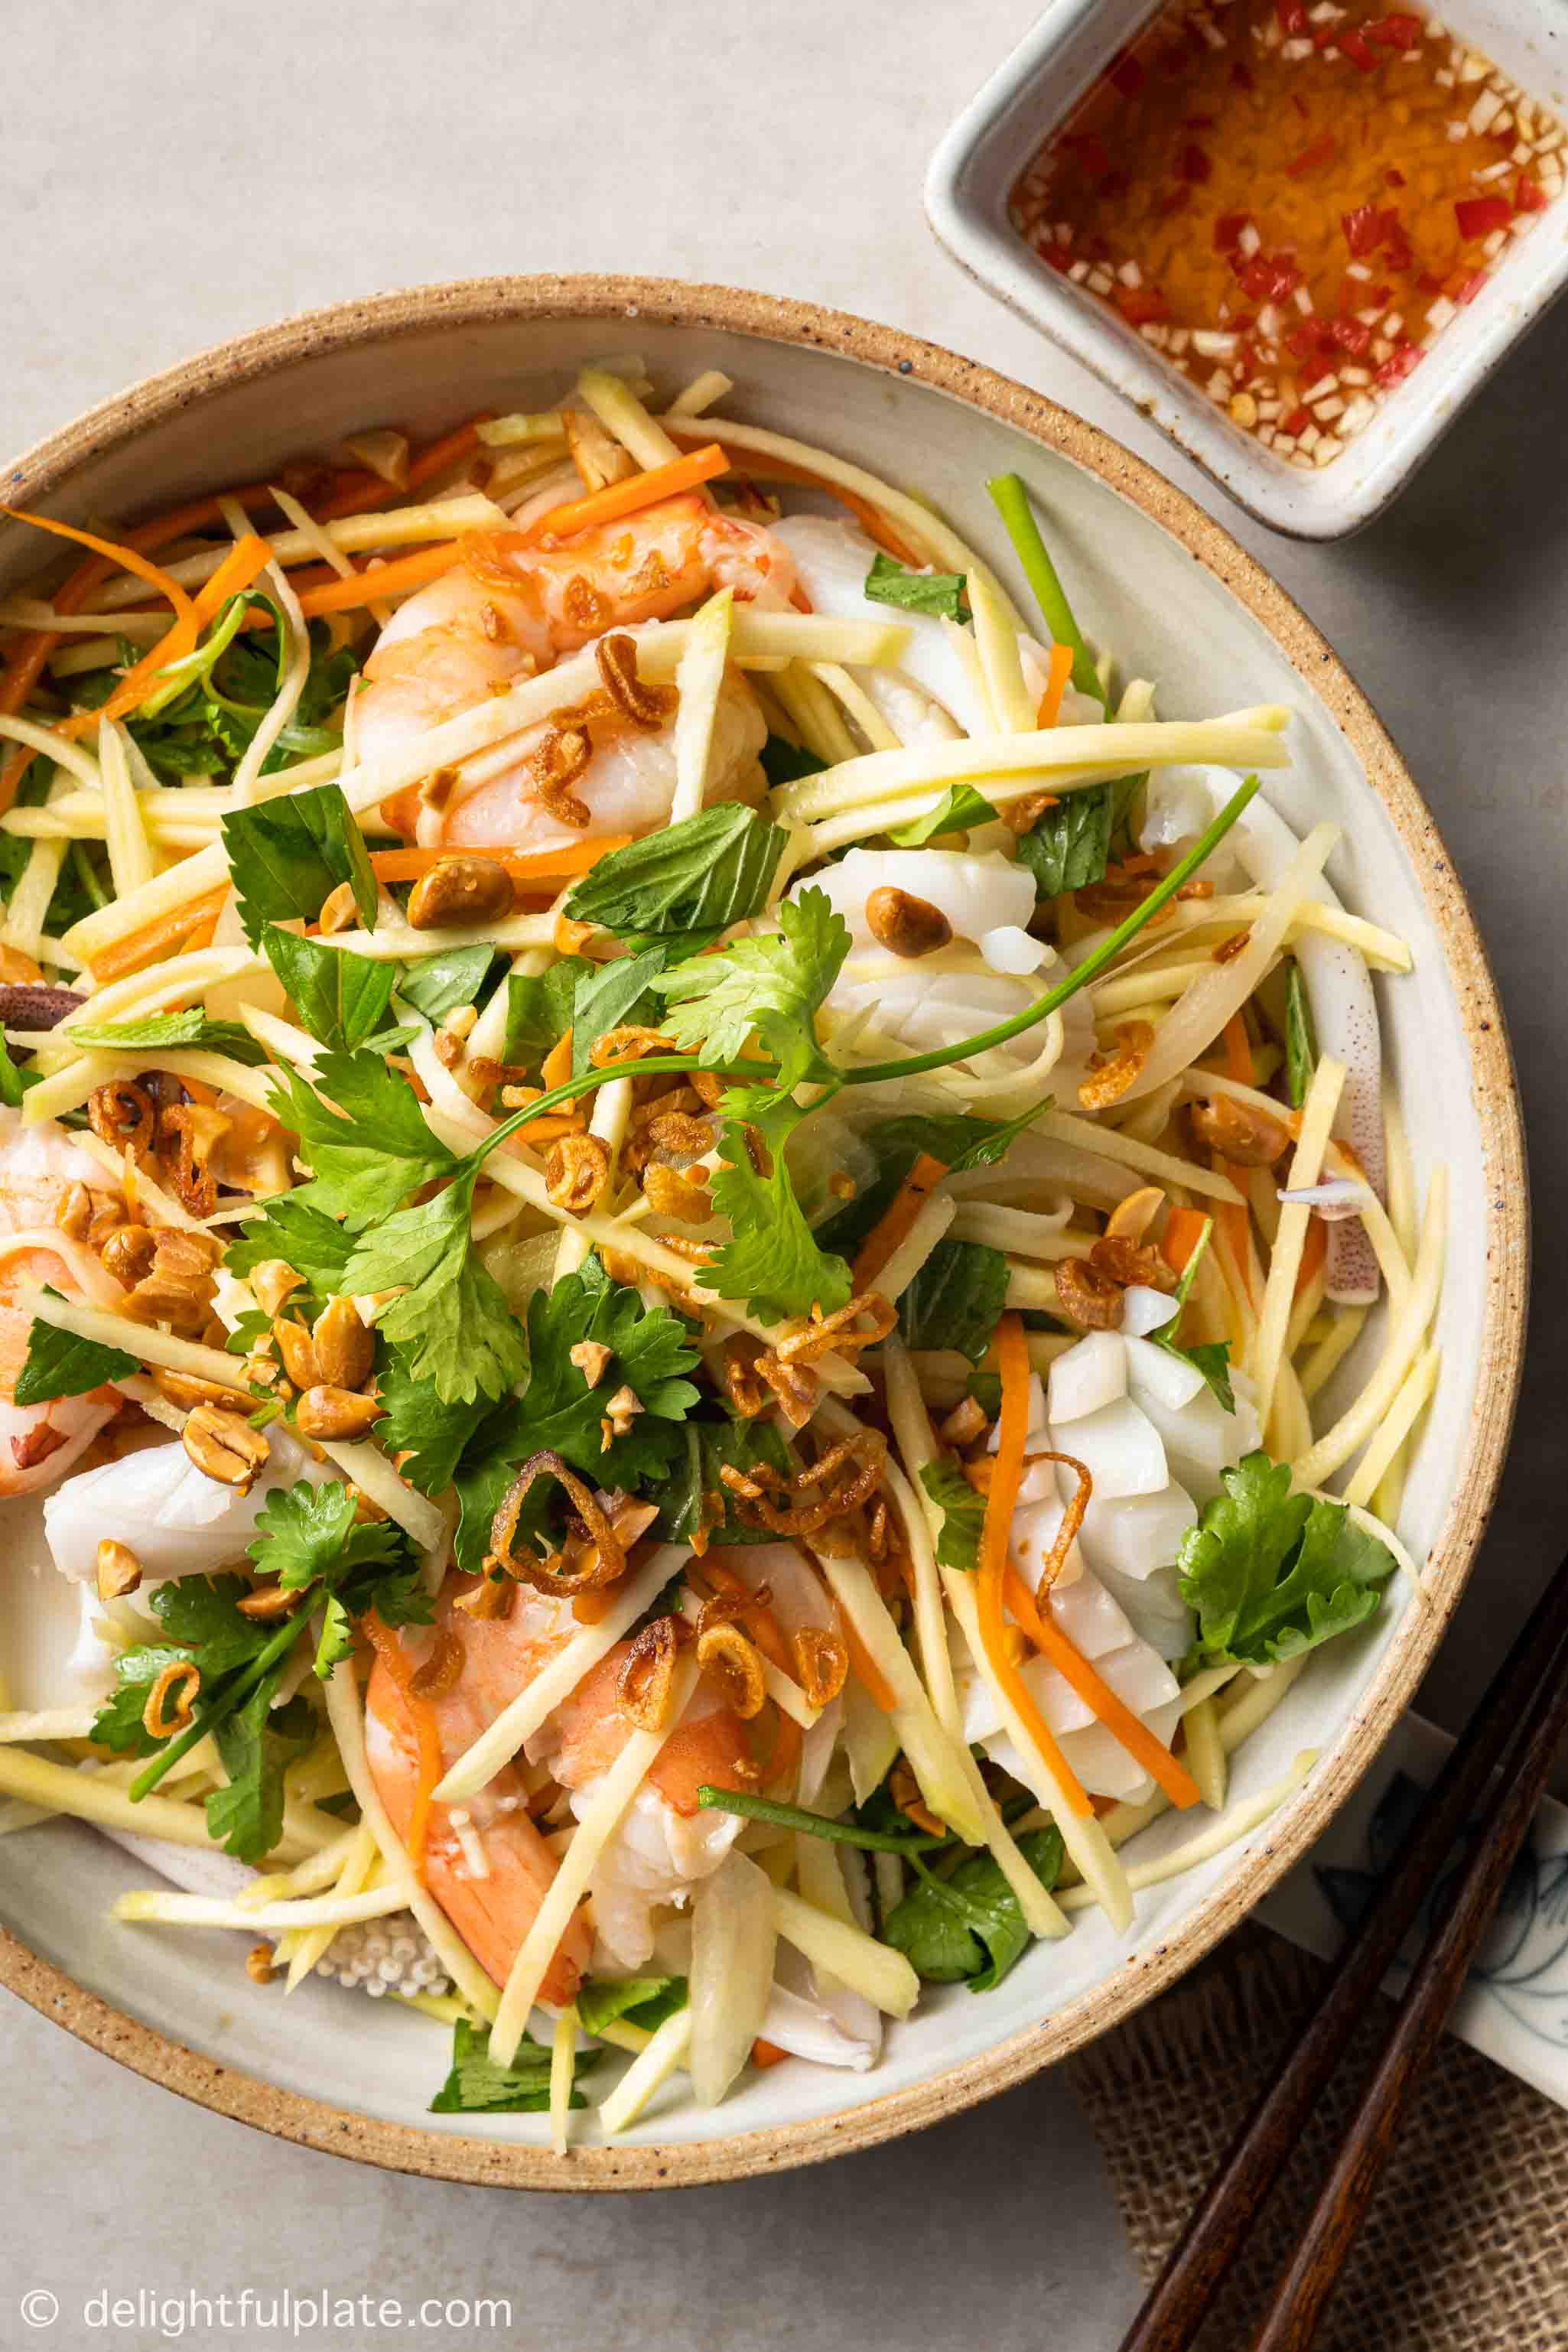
(922, 0, 1568, 540)
(0, 271, 1528, 2191)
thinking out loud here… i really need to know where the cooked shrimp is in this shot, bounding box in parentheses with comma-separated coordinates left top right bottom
(0, 1112, 127, 1496)
(363, 1581, 594, 2005)
(540, 1641, 753, 1972)
(357, 493, 789, 853)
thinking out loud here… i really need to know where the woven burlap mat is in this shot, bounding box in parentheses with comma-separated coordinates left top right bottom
(1066, 1925, 1568, 2350)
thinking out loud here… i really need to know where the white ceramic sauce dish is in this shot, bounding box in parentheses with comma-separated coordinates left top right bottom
(926, 0, 1568, 537)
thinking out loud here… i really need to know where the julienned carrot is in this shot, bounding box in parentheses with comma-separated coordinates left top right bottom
(89, 886, 229, 984)
(1295, 1206, 1329, 1297)
(366, 835, 631, 887)
(1160, 1205, 1211, 1278)
(363, 1615, 444, 1880)
(295, 537, 470, 620)
(851, 1151, 949, 1289)
(1220, 1012, 1254, 1086)
(1004, 1565, 1201, 1810)
(836, 1603, 899, 1714)
(978, 1313, 1092, 1817)
(751, 2038, 789, 2068)
(519, 444, 729, 546)
(1035, 642, 1075, 730)
(61, 532, 276, 740)
(540, 1033, 574, 1092)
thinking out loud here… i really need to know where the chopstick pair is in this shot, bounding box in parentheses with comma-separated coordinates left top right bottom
(1117, 1544, 1568, 2352)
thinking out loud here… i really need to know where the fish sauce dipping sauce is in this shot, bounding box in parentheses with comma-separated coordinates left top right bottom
(1010, 0, 1566, 471)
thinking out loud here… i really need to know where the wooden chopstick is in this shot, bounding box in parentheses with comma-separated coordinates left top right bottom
(1118, 1545, 1568, 2352)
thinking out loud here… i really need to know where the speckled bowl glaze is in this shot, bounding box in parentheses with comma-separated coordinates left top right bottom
(0, 277, 1527, 2188)
(926, 0, 1568, 538)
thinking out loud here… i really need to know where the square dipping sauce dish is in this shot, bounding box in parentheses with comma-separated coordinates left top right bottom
(926, 0, 1568, 536)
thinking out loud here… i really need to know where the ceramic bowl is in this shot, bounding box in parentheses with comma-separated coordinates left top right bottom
(926, 0, 1568, 538)
(0, 277, 1527, 2188)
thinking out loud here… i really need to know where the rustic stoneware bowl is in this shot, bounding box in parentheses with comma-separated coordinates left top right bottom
(0, 277, 1527, 2189)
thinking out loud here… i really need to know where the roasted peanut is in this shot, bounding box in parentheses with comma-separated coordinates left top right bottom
(568, 1339, 613, 1389)
(96, 1538, 142, 1601)
(312, 1296, 374, 1391)
(407, 853, 516, 930)
(249, 1259, 302, 1318)
(272, 1319, 321, 1389)
(235, 1583, 303, 1622)
(154, 1368, 252, 1413)
(294, 1385, 385, 1441)
(181, 1404, 272, 1490)
(865, 886, 953, 959)
(98, 1222, 157, 1287)
(54, 1181, 93, 1240)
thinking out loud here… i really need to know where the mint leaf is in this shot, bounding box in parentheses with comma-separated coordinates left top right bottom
(64, 1009, 267, 1065)
(571, 945, 667, 1080)
(221, 783, 377, 946)
(654, 887, 850, 1088)
(1176, 1451, 1398, 1667)
(396, 946, 496, 1023)
(863, 551, 970, 622)
(707, 1115, 853, 1324)
(430, 2018, 587, 2113)
(269, 1050, 455, 1228)
(261, 926, 396, 1052)
(14, 1298, 138, 1405)
(575, 1976, 688, 2035)
(896, 1241, 1007, 1364)
(340, 1175, 528, 1407)
(760, 735, 826, 789)
(1016, 775, 1142, 900)
(888, 784, 999, 845)
(564, 804, 787, 945)
(503, 957, 589, 1069)
(883, 1829, 1063, 1989)
(648, 1416, 794, 1549)
(1285, 959, 1316, 1111)
(919, 1458, 986, 1572)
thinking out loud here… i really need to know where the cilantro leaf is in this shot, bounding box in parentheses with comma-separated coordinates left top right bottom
(707, 1115, 853, 1324)
(63, 1009, 267, 1065)
(261, 926, 397, 1052)
(395, 946, 497, 1023)
(887, 784, 999, 845)
(862, 551, 971, 623)
(564, 805, 787, 946)
(221, 1195, 356, 1313)
(449, 1267, 701, 1573)
(503, 957, 590, 1069)
(248, 1479, 406, 1591)
(207, 1672, 296, 1863)
(430, 2018, 589, 2114)
(0, 1033, 28, 1109)
(760, 734, 826, 789)
(340, 1175, 527, 1406)
(575, 1976, 688, 2035)
(146, 1573, 282, 1675)
(571, 946, 667, 1080)
(270, 1050, 455, 1228)
(1285, 958, 1316, 1111)
(896, 1240, 1008, 1364)
(14, 1300, 138, 1405)
(373, 1357, 490, 1498)
(222, 784, 377, 947)
(1016, 774, 1143, 900)
(653, 887, 850, 1089)
(1177, 1451, 1399, 1668)
(919, 1457, 987, 1572)
(883, 1828, 1063, 1990)
(89, 1645, 197, 1756)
